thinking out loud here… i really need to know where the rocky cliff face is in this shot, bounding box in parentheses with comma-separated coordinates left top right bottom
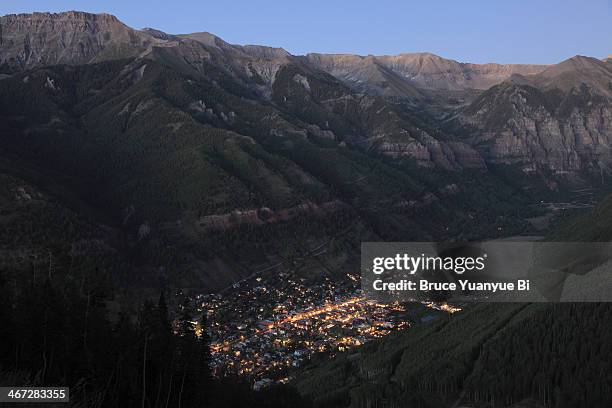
(302, 53, 424, 99)
(0, 11, 161, 71)
(0, 12, 298, 99)
(461, 56, 612, 176)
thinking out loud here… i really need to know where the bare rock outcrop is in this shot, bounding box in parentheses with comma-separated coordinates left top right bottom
(0, 11, 161, 70)
(461, 56, 612, 175)
(197, 201, 348, 232)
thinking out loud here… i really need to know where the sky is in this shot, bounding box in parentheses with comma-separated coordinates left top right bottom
(2, 0, 611, 64)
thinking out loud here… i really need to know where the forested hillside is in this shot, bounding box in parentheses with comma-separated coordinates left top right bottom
(0, 56, 547, 290)
(548, 192, 612, 241)
(296, 303, 612, 408)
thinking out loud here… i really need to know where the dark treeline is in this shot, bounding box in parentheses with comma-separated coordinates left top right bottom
(463, 303, 612, 408)
(297, 303, 612, 408)
(0, 270, 310, 408)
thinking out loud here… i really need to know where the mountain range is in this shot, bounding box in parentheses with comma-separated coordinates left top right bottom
(0, 11, 611, 291)
(0, 12, 546, 92)
(2, 11, 612, 178)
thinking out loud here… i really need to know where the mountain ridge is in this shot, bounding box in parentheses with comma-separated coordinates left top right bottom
(0, 11, 547, 93)
(3, 10, 611, 179)
(0, 11, 159, 70)
(306, 52, 547, 92)
(1, 13, 545, 290)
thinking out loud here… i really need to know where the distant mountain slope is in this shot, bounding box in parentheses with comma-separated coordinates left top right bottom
(0, 12, 547, 94)
(376, 53, 547, 90)
(548, 192, 612, 241)
(302, 54, 424, 99)
(305, 52, 547, 94)
(0, 11, 158, 71)
(6, 11, 609, 181)
(0, 12, 491, 168)
(533, 55, 612, 97)
(459, 55, 612, 178)
(0, 47, 537, 288)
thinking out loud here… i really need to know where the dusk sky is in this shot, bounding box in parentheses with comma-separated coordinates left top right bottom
(2, 0, 611, 64)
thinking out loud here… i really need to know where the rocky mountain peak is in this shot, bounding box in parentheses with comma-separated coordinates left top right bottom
(0, 11, 155, 71)
(461, 53, 612, 177)
(0, 11, 127, 34)
(533, 55, 612, 97)
(179, 32, 228, 49)
(387, 52, 456, 72)
(239, 45, 290, 60)
(141, 27, 172, 40)
(542, 55, 608, 74)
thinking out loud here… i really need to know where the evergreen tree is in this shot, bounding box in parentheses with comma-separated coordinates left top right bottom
(0, 270, 14, 366)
